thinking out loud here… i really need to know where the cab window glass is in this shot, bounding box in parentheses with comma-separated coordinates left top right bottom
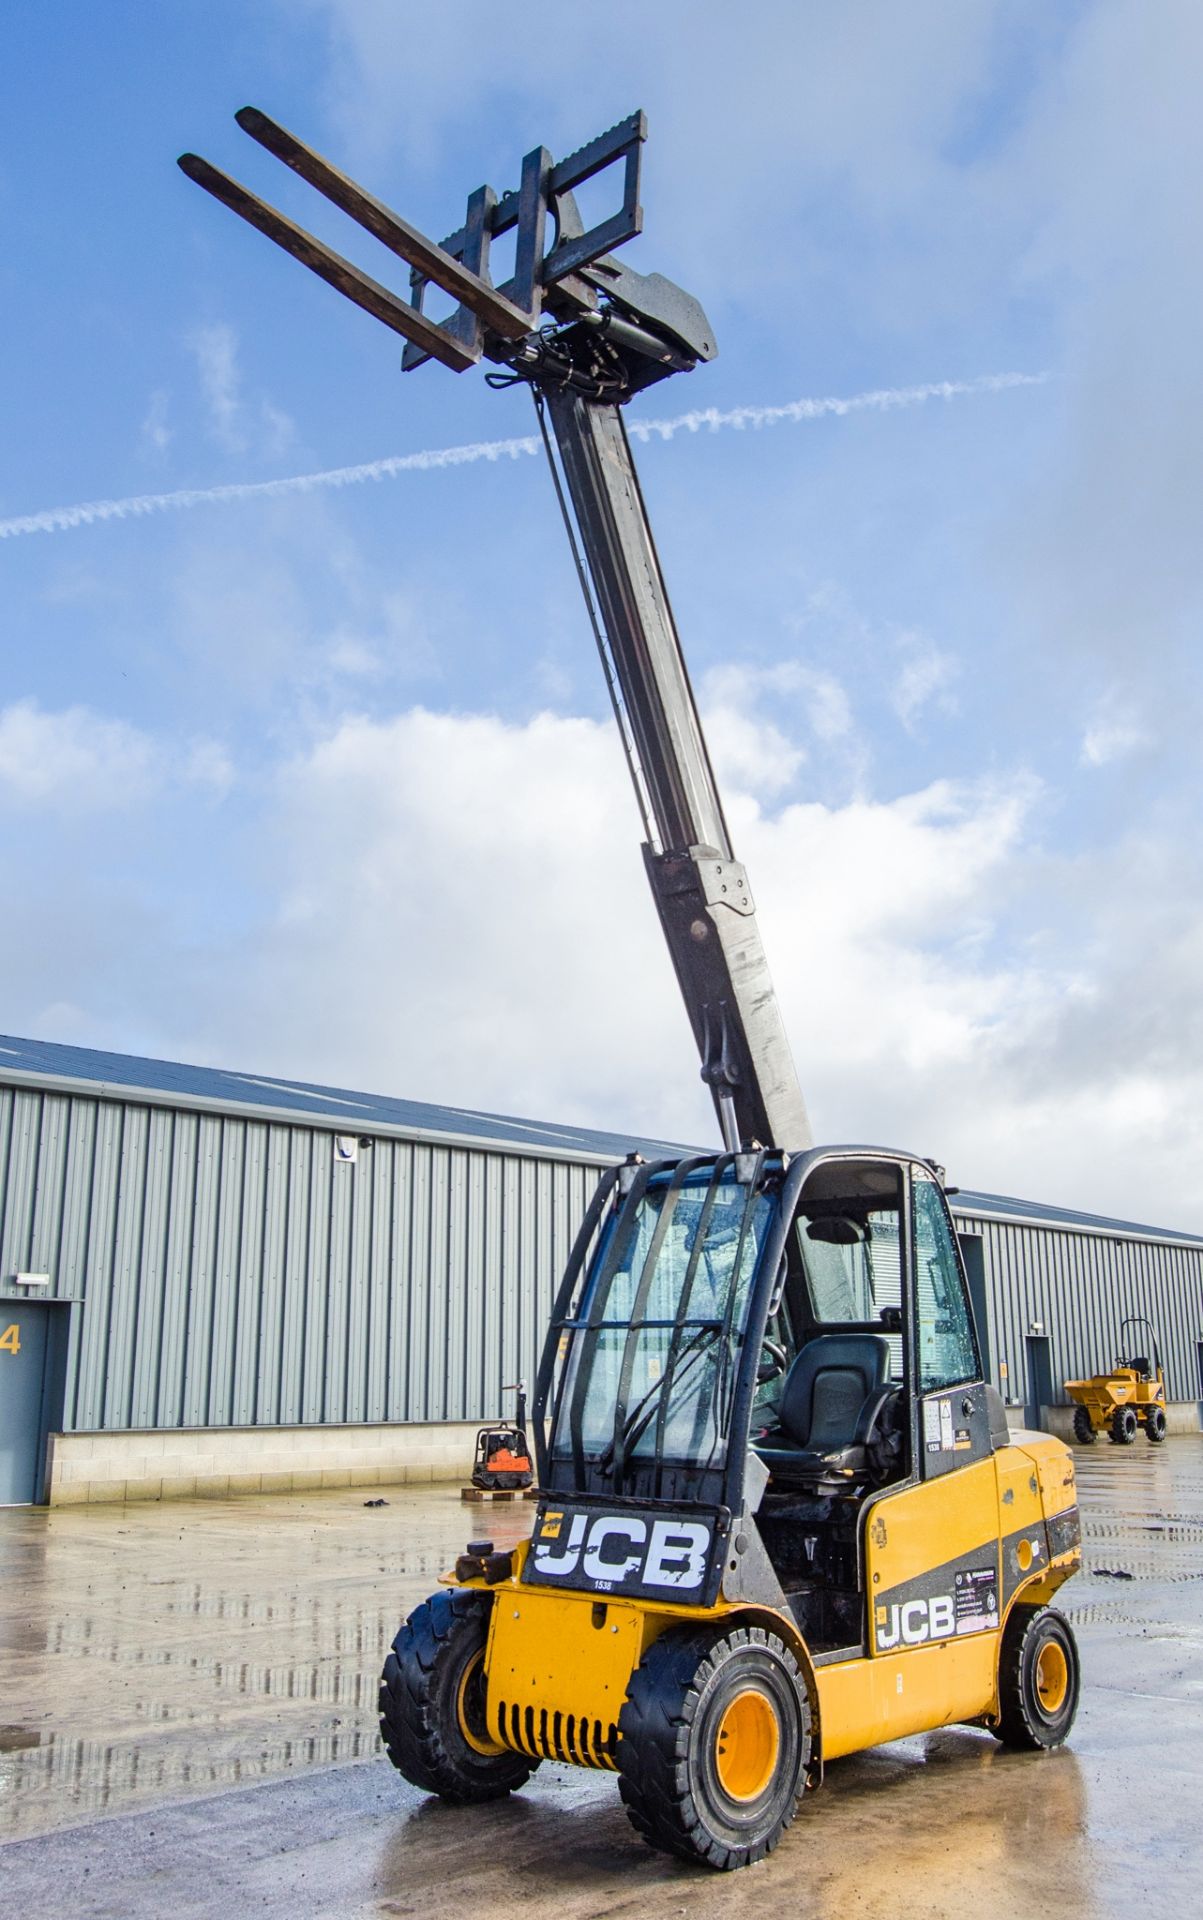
(912, 1169, 978, 1392)
(751, 1303, 794, 1431)
(796, 1203, 903, 1376)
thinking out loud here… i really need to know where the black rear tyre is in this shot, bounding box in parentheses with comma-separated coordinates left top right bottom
(1110, 1404, 1137, 1445)
(1072, 1405, 1096, 1445)
(617, 1623, 810, 1870)
(379, 1588, 537, 1802)
(1145, 1405, 1167, 1442)
(993, 1605, 1080, 1751)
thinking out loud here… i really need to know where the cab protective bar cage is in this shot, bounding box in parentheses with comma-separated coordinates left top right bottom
(536, 1149, 823, 1517)
(606, 1153, 767, 1493)
(530, 1157, 626, 1484)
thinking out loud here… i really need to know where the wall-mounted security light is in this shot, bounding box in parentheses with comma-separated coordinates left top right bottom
(13, 1272, 51, 1287)
(1028, 1320, 1045, 1336)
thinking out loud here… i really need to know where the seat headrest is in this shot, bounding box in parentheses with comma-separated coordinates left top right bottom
(804, 1215, 865, 1245)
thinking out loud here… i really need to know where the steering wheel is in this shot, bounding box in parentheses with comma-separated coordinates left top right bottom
(757, 1338, 789, 1385)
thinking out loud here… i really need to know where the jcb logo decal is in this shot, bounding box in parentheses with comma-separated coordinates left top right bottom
(531, 1511, 711, 1594)
(875, 1594, 956, 1649)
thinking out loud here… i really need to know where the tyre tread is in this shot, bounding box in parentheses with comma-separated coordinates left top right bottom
(617, 1624, 807, 1870)
(994, 1604, 1080, 1752)
(378, 1587, 535, 1802)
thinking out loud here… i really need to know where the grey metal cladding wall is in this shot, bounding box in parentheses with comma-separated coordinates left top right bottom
(953, 1211, 1203, 1404)
(0, 1082, 597, 1432)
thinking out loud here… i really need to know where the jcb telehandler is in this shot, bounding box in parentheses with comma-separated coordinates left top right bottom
(182, 105, 1084, 1870)
(381, 1149, 1081, 1866)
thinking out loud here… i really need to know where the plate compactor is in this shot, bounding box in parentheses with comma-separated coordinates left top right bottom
(1065, 1316, 1168, 1445)
(470, 1383, 534, 1492)
(180, 104, 1084, 1871)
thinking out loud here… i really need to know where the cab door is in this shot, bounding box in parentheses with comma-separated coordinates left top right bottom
(863, 1166, 1001, 1657)
(912, 1169, 995, 1478)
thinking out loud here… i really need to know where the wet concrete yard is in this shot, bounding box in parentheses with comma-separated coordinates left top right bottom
(2, 1439, 1201, 1917)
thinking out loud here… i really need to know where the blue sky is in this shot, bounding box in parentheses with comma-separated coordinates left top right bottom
(3, 2, 1202, 1226)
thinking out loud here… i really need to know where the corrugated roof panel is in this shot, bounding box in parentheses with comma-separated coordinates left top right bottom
(951, 1185, 1203, 1248)
(4, 1030, 1201, 1249)
(0, 1032, 690, 1163)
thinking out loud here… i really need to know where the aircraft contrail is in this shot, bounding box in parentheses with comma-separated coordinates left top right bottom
(0, 372, 1046, 542)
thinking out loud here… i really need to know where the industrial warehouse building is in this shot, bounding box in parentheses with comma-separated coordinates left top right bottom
(1, 1033, 1201, 1506)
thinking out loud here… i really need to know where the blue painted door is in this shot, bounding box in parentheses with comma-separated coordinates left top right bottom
(0, 1302, 50, 1504)
(1024, 1334, 1053, 1430)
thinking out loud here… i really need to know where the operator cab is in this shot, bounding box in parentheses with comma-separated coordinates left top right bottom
(747, 1151, 1007, 1651)
(532, 1143, 1007, 1657)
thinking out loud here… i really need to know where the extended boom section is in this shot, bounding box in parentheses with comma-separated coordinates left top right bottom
(543, 389, 811, 1152)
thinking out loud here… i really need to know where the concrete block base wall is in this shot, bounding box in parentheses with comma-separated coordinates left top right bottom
(45, 1421, 484, 1505)
(1033, 1401, 1201, 1444)
(44, 1403, 1202, 1504)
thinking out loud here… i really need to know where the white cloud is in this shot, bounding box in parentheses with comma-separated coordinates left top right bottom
(701, 666, 805, 795)
(137, 701, 1195, 1228)
(184, 740, 236, 799)
(10, 691, 1203, 1227)
(0, 701, 234, 812)
(293, 1, 1014, 275)
(892, 635, 959, 731)
(189, 323, 243, 452)
(0, 701, 159, 810)
(140, 388, 171, 456)
(1080, 693, 1150, 768)
(186, 322, 294, 460)
(700, 661, 854, 798)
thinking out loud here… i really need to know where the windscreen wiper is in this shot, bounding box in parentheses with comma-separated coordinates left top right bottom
(601, 1320, 725, 1483)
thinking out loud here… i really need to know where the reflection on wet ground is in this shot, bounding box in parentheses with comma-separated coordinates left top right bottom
(0, 1483, 529, 1839)
(1, 1438, 1201, 1918)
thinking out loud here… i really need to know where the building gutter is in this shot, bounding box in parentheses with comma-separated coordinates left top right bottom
(952, 1202, 1203, 1256)
(0, 1065, 671, 1172)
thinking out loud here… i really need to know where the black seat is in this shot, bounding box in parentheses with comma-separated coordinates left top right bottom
(755, 1333, 893, 1482)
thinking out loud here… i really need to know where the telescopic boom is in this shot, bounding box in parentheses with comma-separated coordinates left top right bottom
(179, 110, 812, 1152)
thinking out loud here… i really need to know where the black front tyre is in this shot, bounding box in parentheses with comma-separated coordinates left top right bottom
(1072, 1405, 1096, 1445)
(993, 1605, 1080, 1751)
(1110, 1404, 1137, 1445)
(379, 1588, 537, 1802)
(1145, 1406, 1167, 1443)
(617, 1624, 811, 1870)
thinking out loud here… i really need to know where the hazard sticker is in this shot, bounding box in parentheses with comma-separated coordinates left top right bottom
(954, 1565, 1000, 1635)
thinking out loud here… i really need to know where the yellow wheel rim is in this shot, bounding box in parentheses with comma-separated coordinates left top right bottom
(1035, 1640, 1069, 1716)
(455, 1647, 507, 1757)
(714, 1688, 780, 1802)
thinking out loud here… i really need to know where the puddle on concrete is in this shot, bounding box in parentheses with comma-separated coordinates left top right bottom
(1, 1446, 1201, 1853)
(0, 1484, 530, 1841)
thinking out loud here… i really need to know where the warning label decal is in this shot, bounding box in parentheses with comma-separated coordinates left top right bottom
(954, 1565, 1000, 1635)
